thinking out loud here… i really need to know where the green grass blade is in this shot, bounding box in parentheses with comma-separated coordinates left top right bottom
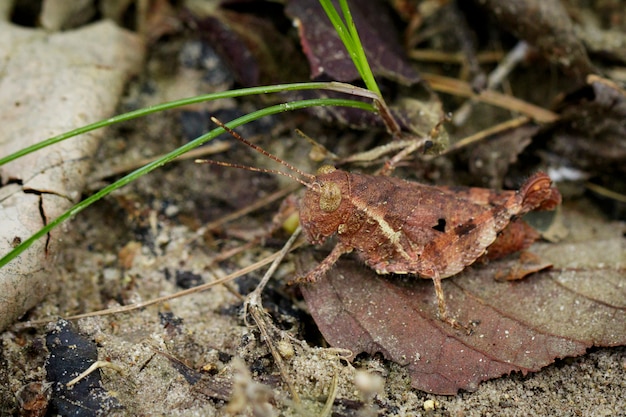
(338, 0, 380, 96)
(319, 0, 381, 96)
(319, 0, 351, 48)
(0, 81, 376, 166)
(0, 97, 375, 268)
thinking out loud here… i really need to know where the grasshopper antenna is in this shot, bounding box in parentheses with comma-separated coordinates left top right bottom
(195, 159, 314, 189)
(211, 117, 315, 182)
(195, 118, 316, 189)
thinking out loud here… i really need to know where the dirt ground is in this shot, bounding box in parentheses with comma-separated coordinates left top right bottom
(1, 1, 625, 416)
(1, 156, 625, 416)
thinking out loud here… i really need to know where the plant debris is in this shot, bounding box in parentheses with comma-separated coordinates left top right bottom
(45, 320, 121, 415)
(1, 1, 626, 414)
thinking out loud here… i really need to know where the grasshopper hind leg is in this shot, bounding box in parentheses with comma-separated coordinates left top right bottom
(432, 273, 473, 334)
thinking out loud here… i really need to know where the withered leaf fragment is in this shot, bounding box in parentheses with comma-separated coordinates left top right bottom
(476, 0, 595, 81)
(299, 249, 626, 394)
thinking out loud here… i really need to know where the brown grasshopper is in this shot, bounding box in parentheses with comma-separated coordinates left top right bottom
(203, 118, 561, 331)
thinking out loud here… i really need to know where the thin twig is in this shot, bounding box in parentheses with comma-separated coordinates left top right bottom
(66, 361, 123, 387)
(585, 182, 626, 203)
(408, 49, 504, 64)
(421, 73, 558, 123)
(453, 41, 531, 125)
(319, 371, 339, 417)
(244, 227, 303, 404)
(437, 116, 531, 155)
(88, 141, 231, 184)
(200, 185, 299, 233)
(14, 242, 303, 329)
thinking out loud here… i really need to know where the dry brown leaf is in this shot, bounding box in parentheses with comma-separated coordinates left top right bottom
(0, 21, 145, 331)
(549, 75, 626, 176)
(40, 0, 96, 30)
(476, 0, 595, 82)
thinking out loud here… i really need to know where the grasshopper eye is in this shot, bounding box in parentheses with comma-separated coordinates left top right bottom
(319, 181, 342, 212)
(316, 165, 336, 175)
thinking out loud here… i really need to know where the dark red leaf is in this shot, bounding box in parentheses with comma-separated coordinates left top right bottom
(299, 205, 626, 394)
(285, 0, 419, 85)
(190, 6, 307, 86)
